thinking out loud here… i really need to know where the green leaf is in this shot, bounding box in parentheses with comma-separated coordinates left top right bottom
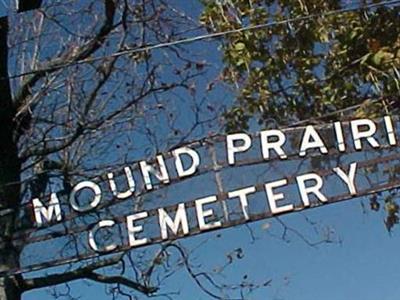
(236, 58, 245, 66)
(372, 49, 393, 66)
(234, 42, 246, 51)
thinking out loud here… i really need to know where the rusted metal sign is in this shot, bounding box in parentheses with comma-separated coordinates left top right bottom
(2, 115, 400, 275)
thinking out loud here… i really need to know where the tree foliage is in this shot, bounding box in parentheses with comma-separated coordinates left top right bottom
(1, 1, 399, 299)
(200, 0, 400, 230)
(200, 0, 400, 130)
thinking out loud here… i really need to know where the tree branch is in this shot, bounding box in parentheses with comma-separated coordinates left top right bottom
(22, 254, 158, 295)
(13, 0, 117, 123)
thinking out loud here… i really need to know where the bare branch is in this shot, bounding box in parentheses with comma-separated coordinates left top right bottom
(22, 254, 157, 296)
(13, 0, 117, 123)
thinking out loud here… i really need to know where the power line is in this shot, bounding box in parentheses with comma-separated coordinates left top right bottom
(0, 0, 399, 227)
(7, 0, 400, 80)
(0, 0, 399, 277)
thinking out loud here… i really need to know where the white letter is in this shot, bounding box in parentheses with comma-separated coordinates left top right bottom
(384, 116, 397, 146)
(299, 125, 328, 156)
(351, 119, 379, 150)
(88, 220, 117, 253)
(333, 162, 357, 195)
(126, 211, 148, 247)
(296, 173, 327, 207)
(69, 181, 102, 212)
(265, 179, 292, 214)
(140, 155, 170, 190)
(158, 203, 189, 240)
(173, 147, 200, 178)
(228, 186, 256, 220)
(195, 196, 221, 231)
(260, 129, 287, 160)
(226, 133, 252, 165)
(334, 122, 346, 152)
(32, 193, 62, 227)
(107, 167, 136, 199)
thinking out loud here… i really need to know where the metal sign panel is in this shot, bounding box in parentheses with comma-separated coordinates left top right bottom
(1, 115, 400, 276)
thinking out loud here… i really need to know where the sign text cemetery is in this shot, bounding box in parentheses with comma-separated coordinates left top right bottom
(7, 115, 400, 274)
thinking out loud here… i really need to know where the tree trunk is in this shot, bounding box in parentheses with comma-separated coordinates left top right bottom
(0, 275, 22, 300)
(0, 16, 23, 300)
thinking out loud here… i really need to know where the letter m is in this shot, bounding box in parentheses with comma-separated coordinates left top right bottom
(32, 193, 62, 227)
(158, 203, 189, 240)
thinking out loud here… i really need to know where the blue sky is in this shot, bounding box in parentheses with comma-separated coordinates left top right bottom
(0, 1, 7, 16)
(10, 1, 400, 299)
(24, 197, 400, 300)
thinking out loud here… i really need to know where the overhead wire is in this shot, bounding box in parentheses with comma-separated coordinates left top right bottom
(0, 0, 392, 219)
(1, 0, 400, 276)
(5, 0, 400, 80)
(0, 0, 397, 226)
(0, 0, 399, 238)
(0, 0, 398, 218)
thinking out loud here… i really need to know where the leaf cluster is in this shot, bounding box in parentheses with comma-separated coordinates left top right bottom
(200, 0, 400, 131)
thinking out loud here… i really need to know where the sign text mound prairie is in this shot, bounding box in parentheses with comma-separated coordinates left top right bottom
(11, 115, 400, 274)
